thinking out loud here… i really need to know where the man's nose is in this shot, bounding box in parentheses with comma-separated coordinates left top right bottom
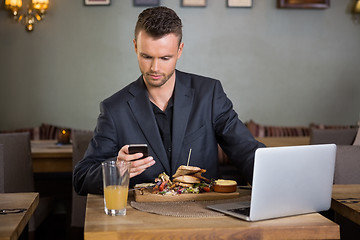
(150, 59, 159, 72)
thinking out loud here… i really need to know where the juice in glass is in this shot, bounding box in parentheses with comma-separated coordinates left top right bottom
(104, 185, 129, 210)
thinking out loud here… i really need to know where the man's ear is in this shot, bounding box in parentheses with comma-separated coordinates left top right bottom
(133, 39, 137, 53)
(177, 42, 184, 59)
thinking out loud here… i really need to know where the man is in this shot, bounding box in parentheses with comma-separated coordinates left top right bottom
(73, 6, 265, 195)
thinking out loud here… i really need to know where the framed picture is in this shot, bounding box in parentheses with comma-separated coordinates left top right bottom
(84, 0, 110, 6)
(181, 0, 207, 7)
(277, 0, 330, 9)
(133, 0, 160, 6)
(227, 0, 252, 8)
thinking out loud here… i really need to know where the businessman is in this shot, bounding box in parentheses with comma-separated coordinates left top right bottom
(73, 6, 265, 195)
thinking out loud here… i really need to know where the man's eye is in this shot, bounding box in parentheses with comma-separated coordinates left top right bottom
(142, 55, 152, 59)
(161, 57, 170, 60)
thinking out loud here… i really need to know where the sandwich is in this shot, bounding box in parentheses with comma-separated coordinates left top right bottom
(172, 165, 210, 188)
(134, 165, 237, 196)
(138, 165, 212, 195)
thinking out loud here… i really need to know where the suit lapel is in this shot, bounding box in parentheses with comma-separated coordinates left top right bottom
(171, 72, 194, 173)
(128, 78, 171, 173)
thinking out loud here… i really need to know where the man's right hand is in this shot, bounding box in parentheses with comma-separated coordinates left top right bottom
(116, 145, 155, 178)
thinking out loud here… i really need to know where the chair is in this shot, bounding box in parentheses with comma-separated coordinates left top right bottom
(217, 145, 248, 185)
(0, 133, 34, 193)
(0, 132, 53, 236)
(0, 144, 4, 191)
(331, 145, 360, 239)
(333, 145, 360, 184)
(71, 131, 93, 231)
(310, 128, 358, 145)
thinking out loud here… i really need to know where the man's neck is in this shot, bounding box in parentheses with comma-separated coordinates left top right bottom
(147, 78, 175, 112)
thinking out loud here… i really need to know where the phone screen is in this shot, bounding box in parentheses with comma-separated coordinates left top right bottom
(128, 144, 148, 160)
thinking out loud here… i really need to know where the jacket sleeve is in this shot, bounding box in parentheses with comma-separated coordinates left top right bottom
(212, 80, 266, 184)
(73, 102, 119, 196)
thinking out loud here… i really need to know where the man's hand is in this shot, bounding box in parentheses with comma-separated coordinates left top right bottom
(117, 145, 155, 178)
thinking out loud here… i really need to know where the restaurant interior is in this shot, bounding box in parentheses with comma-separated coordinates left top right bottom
(1, 0, 360, 240)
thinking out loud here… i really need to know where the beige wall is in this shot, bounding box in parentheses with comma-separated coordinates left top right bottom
(0, 0, 359, 131)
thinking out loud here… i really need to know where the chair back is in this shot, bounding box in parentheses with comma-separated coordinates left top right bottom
(0, 144, 4, 192)
(334, 145, 360, 184)
(0, 132, 34, 193)
(310, 128, 358, 145)
(71, 130, 93, 228)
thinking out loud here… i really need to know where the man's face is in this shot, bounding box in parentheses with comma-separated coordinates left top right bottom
(134, 31, 184, 88)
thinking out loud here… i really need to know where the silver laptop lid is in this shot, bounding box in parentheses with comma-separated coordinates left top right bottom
(249, 144, 336, 221)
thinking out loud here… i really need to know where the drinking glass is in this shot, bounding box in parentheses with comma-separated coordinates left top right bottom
(102, 160, 131, 216)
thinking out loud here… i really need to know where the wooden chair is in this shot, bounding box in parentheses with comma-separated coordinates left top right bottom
(0, 132, 54, 237)
(71, 131, 93, 231)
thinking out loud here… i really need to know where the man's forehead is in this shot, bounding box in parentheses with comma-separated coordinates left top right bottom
(136, 31, 181, 44)
(137, 33, 180, 49)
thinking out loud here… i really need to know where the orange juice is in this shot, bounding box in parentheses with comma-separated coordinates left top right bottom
(104, 185, 128, 210)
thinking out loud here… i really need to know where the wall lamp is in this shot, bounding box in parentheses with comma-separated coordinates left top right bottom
(353, 0, 360, 23)
(4, 0, 49, 31)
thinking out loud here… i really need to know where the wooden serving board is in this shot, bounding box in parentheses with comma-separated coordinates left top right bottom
(134, 189, 240, 202)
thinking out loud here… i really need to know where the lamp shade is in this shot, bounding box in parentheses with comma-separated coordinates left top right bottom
(32, 0, 49, 11)
(5, 0, 22, 8)
(355, 0, 360, 13)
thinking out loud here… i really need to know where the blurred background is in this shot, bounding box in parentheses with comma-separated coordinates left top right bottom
(1, 0, 359, 131)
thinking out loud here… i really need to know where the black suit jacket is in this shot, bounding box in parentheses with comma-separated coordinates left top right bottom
(73, 70, 265, 195)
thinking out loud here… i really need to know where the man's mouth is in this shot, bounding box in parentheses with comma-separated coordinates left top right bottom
(148, 73, 162, 80)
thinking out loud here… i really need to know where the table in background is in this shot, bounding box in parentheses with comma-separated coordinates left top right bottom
(30, 138, 309, 173)
(84, 190, 339, 240)
(255, 137, 310, 147)
(0, 192, 39, 240)
(31, 141, 74, 239)
(332, 184, 360, 225)
(31, 140, 72, 173)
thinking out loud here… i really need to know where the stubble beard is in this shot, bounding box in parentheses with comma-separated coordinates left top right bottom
(143, 70, 175, 88)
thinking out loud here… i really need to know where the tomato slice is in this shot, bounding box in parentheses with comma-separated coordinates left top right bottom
(203, 186, 210, 192)
(159, 180, 168, 191)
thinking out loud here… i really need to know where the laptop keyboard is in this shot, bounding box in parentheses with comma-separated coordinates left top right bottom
(228, 207, 251, 216)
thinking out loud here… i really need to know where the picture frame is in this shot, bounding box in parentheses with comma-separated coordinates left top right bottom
(227, 0, 252, 8)
(277, 0, 330, 9)
(133, 0, 160, 6)
(84, 0, 110, 6)
(181, 0, 207, 7)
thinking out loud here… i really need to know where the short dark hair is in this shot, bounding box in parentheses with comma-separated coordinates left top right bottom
(134, 6, 182, 45)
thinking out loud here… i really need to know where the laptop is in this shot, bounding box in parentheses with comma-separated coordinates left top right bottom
(207, 144, 336, 221)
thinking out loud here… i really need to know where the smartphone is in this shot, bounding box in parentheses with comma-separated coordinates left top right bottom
(128, 144, 148, 160)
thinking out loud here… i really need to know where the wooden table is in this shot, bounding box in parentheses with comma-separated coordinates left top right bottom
(31, 140, 72, 173)
(332, 184, 360, 225)
(0, 192, 39, 240)
(30, 137, 309, 173)
(255, 137, 310, 147)
(84, 190, 340, 240)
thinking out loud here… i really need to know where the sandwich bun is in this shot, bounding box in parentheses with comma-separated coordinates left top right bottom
(177, 182, 194, 188)
(172, 165, 202, 178)
(173, 175, 201, 184)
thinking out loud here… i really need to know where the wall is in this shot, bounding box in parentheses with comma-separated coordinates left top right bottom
(0, 0, 359, 131)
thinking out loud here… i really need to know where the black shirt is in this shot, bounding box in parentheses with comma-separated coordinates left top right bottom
(151, 96, 174, 162)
